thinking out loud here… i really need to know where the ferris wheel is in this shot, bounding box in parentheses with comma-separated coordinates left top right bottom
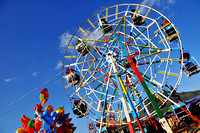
(62, 3, 183, 132)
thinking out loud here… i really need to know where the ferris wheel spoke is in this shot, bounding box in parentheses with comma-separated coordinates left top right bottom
(109, 87, 118, 105)
(80, 40, 96, 59)
(107, 16, 125, 41)
(68, 59, 105, 88)
(110, 5, 131, 38)
(145, 83, 169, 107)
(84, 99, 94, 116)
(99, 66, 113, 132)
(80, 73, 107, 88)
(116, 64, 138, 81)
(138, 60, 161, 65)
(138, 47, 180, 56)
(97, 14, 109, 43)
(141, 73, 172, 93)
(94, 66, 113, 120)
(127, 27, 147, 44)
(130, 32, 160, 58)
(148, 86, 165, 103)
(137, 51, 162, 61)
(126, 76, 149, 117)
(79, 26, 88, 36)
(65, 59, 98, 68)
(82, 38, 107, 43)
(78, 61, 95, 87)
(110, 55, 144, 132)
(127, 43, 161, 50)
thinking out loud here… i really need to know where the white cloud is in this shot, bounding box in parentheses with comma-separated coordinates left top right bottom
(142, 0, 161, 7)
(55, 61, 63, 70)
(59, 29, 90, 54)
(140, 0, 176, 17)
(4, 77, 18, 82)
(141, 0, 176, 7)
(4, 78, 12, 82)
(32, 72, 39, 76)
(59, 32, 73, 53)
(167, 0, 176, 4)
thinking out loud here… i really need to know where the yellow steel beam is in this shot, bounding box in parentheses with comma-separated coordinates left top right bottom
(79, 27, 88, 36)
(87, 19, 96, 28)
(158, 71, 181, 77)
(159, 33, 179, 44)
(142, 8, 152, 23)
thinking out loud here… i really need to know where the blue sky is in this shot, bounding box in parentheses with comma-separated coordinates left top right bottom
(0, 0, 200, 133)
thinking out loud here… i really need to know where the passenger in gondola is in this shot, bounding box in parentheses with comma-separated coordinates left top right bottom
(130, 9, 145, 26)
(161, 20, 178, 43)
(73, 100, 87, 118)
(75, 40, 90, 56)
(181, 51, 200, 77)
(182, 52, 196, 71)
(99, 17, 113, 34)
(65, 68, 80, 86)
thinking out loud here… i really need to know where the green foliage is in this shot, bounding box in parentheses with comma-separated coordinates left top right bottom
(178, 90, 200, 101)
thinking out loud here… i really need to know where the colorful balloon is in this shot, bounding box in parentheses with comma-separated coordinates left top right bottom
(20, 115, 30, 131)
(55, 106, 65, 122)
(27, 120, 35, 133)
(57, 113, 69, 124)
(15, 128, 28, 133)
(34, 103, 44, 117)
(45, 105, 54, 115)
(34, 117, 42, 132)
(16, 89, 76, 133)
(56, 123, 70, 133)
(40, 88, 49, 106)
(40, 109, 57, 133)
(56, 117, 76, 133)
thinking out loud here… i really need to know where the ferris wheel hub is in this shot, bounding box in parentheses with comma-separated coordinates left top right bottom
(106, 51, 117, 63)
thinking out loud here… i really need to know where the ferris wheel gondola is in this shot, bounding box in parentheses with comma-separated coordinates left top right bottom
(180, 51, 200, 78)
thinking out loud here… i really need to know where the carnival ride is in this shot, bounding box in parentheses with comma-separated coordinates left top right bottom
(12, 3, 200, 133)
(62, 3, 197, 133)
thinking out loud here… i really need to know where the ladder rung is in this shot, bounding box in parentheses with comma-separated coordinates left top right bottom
(142, 8, 152, 23)
(79, 27, 88, 36)
(87, 19, 96, 28)
(132, 4, 140, 20)
(64, 56, 77, 58)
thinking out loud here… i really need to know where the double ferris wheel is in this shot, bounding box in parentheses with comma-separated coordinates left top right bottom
(62, 3, 183, 132)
